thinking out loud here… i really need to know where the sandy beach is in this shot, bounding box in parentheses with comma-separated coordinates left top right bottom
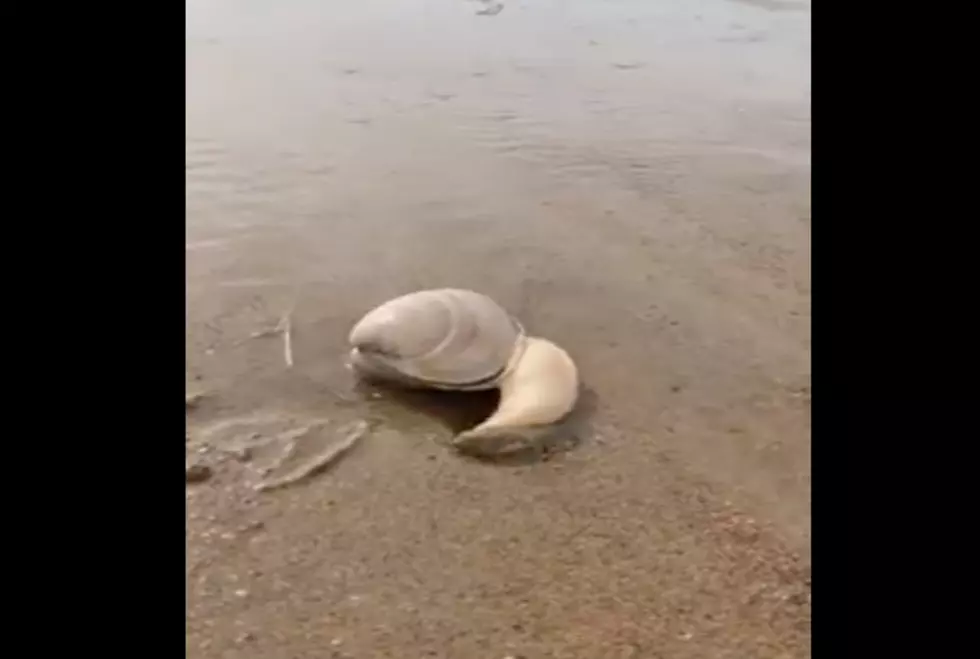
(186, 1, 811, 656)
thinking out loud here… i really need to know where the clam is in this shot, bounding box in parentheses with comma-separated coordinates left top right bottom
(348, 289, 579, 457)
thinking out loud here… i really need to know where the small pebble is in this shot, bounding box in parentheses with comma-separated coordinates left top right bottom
(234, 589, 249, 598)
(476, 2, 504, 16)
(186, 463, 213, 484)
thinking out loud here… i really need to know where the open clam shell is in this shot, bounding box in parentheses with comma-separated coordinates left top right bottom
(348, 289, 526, 390)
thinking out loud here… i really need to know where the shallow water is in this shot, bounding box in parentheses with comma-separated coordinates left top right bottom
(187, 1, 810, 656)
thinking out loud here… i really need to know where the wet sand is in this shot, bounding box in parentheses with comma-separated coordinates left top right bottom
(186, 1, 811, 656)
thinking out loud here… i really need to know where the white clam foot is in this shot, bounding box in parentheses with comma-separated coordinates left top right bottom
(451, 423, 570, 459)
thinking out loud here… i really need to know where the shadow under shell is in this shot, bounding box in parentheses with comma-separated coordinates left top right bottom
(352, 377, 598, 464)
(352, 377, 502, 436)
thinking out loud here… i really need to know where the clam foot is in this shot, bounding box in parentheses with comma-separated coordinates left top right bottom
(451, 424, 567, 460)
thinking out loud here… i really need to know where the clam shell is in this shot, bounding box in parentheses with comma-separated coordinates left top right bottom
(348, 289, 525, 390)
